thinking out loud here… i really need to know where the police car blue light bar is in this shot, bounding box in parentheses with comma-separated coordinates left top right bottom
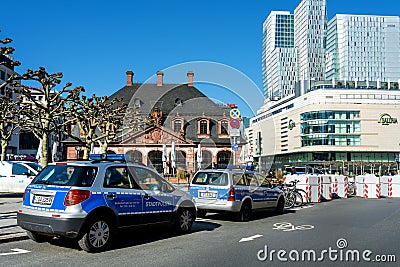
(89, 154, 129, 161)
(226, 165, 255, 171)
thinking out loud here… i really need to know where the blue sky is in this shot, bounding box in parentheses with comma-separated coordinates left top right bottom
(2, 0, 399, 116)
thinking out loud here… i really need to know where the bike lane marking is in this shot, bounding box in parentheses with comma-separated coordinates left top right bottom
(273, 222, 314, 232)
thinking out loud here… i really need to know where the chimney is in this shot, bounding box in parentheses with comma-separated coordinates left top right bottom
(126, 71, 134, 86)
(187, 71, 194, 86)
(157, 71, 164, 86)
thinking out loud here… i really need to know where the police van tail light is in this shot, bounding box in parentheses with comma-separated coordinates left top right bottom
(228, 186, 235, 201)
(64, 190, 91, 206)
(187, 184, 190, 192)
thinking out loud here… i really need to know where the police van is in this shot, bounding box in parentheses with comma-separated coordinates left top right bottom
(189, 167, 285, 221)
(0, 161, 42, 193)
(17, 154, 196, 252)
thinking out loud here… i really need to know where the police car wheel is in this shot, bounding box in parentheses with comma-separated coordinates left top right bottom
(275, 197, 285, 215)
(175, 209, 194, 234)
(26, 230, 53, 243)
(197, 209, 207, 218)
(237, 202, 251, 222)
(78, 216, 112, 253)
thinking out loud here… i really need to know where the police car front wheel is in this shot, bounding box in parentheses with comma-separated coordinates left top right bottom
(78, 216, 113, 253)
(174, 209, 195, 234)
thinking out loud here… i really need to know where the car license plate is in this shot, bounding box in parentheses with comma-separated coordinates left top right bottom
(199, 191, 218, 199)
(33, 195, 54, 205)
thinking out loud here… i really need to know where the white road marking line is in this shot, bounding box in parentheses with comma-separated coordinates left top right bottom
(0, 248, 31, 256)
(196, 218, 211, 222)
(239, 234, 263, 243)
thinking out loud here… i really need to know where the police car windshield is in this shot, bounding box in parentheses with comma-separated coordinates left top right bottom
(192, 172, 228, 186)
(32, 165, 98, 187)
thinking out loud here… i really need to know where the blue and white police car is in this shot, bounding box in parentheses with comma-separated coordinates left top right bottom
(189, 167, 285, 221)
(17, 154, 196, 252)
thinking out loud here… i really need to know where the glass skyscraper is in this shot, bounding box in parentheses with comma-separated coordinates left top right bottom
(326, 14, 400, 84)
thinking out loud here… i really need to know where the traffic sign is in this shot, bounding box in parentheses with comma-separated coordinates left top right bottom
(229, 108, 241, 119)
(230, 128, 240, 137)
(396, 158, 399, 162)
(229, 119, 241, 129)
(232, 144, 239, 151)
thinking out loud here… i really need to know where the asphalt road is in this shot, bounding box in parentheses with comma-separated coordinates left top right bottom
(0, 197, 399, 267)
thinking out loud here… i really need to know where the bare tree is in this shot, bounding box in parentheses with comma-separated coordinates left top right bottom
(0, 30, 22, 160)
(66, 94, 129, 159)
(0, 95, 22, 160)
(17, 67, 84, 166)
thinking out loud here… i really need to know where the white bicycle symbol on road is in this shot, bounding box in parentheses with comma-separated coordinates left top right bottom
(273, 222, 314, 232)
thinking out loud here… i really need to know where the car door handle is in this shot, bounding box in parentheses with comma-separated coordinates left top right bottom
(144, 194, 151, 200)
(106, 193, 116, 200)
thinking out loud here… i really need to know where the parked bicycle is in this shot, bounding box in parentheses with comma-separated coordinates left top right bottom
(277, 180, 309, 208)
(347, 177, 356, 196)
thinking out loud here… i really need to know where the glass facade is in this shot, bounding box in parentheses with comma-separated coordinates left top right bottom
(300, 110, 361, 147)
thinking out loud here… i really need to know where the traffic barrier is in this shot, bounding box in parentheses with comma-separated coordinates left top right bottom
(320, 175, 332, 200)
(308, 175, 321, 203)
(363, 174, 380, 199)
(355, 175, 365, 197)
(380, 176, 391, 197)
(284, 174, 320, 203)
(392, 176, 400, 197)
(335, 175, 347, 198)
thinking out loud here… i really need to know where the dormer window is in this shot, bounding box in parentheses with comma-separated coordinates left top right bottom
(220, 120, 229, 135)
(134, 98, 141, 107)
(174, 120, 182, 133)
(197, 115, 210, 138)
(175, 98, 183, 106)
(199, 120, 207, 134)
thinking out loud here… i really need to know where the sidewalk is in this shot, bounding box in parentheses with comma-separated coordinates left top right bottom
(0, 194, 28, 243)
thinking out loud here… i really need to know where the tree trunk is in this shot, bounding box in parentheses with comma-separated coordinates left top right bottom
(41, 133, 49, 167)
(1, 140, 7, 161)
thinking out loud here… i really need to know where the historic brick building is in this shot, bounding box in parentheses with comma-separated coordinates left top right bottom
(65, 71, 243, 175)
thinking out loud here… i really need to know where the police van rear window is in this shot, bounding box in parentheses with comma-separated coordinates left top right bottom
(32, 165, 98, 187)
(192, 172, 228, 186)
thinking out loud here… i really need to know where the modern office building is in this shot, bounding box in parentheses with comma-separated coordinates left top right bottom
(262, 11, 296, 100)
(262, 0, 327, 101)
(246, 85, 400, 174)
(294, 0, 327, 83)
(326, 14, 400, 84)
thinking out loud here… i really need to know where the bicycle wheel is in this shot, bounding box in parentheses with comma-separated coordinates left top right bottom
(293, 191, 303, 207)
(296, 189, 309, 205)
(285, 192, 295, 208)
(347, 184, 356, 196)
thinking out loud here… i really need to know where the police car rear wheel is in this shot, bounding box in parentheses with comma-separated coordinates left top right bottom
(78, 217, 112, 252)
(175, 209, 194, 234)
(237, 202, 251, 222)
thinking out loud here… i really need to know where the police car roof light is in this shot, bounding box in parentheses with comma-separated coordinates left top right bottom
(226, 165, 255, 171)
(89, 154, 129, 162)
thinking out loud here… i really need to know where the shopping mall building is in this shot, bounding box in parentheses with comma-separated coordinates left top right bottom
(246, 83, 400, 174)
